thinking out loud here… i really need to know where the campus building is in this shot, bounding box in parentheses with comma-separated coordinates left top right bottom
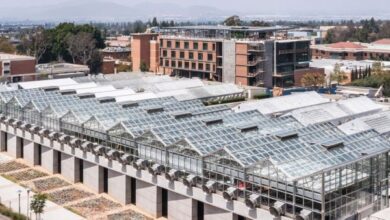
(131, 26, 316, 88)
(0, 75, 389, 220)
(311, 39, 390, 61)
(0, 53, 36, 82)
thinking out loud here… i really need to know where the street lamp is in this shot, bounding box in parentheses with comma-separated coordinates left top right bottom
(26, 188, 31, 219)
(17, 189, 22, 215)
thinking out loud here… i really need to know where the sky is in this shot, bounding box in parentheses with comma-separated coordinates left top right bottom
(5, 0, 390, 13)
(1, 0, 390, 21)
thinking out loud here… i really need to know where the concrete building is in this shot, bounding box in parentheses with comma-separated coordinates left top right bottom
(311, 39, 390, 61)
(101, 47, 131, 61)
(0, 53, 36, 82)
(35, 63, 90, 79)
(131, 26, 315, 88)
(0, 78, 390, 220)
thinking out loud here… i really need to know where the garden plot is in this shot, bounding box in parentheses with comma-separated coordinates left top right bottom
(47, 187, 94, 205)
(4, 169, 48, 182)
(0, 161, 28, 173)
(66, 197, 122, 217)
(24, 176, 70, 192)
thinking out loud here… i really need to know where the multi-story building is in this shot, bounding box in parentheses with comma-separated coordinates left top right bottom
(131, 26, 316, 88)
(0, 53, 36, 82)
(311, 39, 390, 61)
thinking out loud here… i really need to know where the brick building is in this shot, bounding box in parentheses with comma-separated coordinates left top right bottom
(0, 53, 36, 82)
(131, 26, 315, 88)
(311, 39, 390, 61)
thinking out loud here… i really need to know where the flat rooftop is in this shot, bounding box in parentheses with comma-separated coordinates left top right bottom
(162, 25, 290, 33)
(0, 53, 35, 61)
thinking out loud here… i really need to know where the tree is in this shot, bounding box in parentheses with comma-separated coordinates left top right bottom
(0, 37, 15, 54)
(66, 32, 96, 65)
(31, 27, 50, 63)
(330, 63, 347, 85)
(250, 20, 270, 27)
(224, 15, 241, 26)
(140, 61, 149, 72)
(301, 72, 325, 89)
(151, 17, 158, 27)
(30, 193, 47, 220)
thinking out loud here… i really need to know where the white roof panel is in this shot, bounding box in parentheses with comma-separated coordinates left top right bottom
(233, 92, 330, 115)
(339, 111, 390, 135)
(154, 78, 204, 92)
(115, 92, 158, 102)
(18, 78, 77, 89)
(75, 85, 116, 94)
(94, 88, 136, 98)
(59, 82, 97, 91)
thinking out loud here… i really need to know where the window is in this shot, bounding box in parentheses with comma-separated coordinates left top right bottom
(171, 51, 176, 58)
(159, 39, 163, 46)
(206, 64, 210, 71)
(198, 63, 204, 70)
(160, 58, 163, 66)
(207, 54, 213, 61)
(203, 43, 208, 50)
(198, 53, 203, 60)
(175, 41, 180, 48)
(193, 42, 198, 49)
(212, 43, 216, 51)
(167, 41, 172, 48)
(185, 62, 189, 68)
(180, 52, 185, 59)
(189, 52, 194, 59)
(162, 50, 167, 57)
(171, 61, 176, 67)
(192, 62, 196, 69)
(165, 60, 169, 67)
(184, 42, 189, 49)
(178, 61, 183, 68)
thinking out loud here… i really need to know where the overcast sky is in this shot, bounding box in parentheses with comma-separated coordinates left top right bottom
(5, 0, 390, 13)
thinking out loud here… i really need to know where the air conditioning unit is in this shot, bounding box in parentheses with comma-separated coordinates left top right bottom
(270, 201, 286, 217)
(183, 174, 197, 187)
(58, 134, 71, 143)
(20, 123, 32, 130)
(202, 180, 217, 194)
(119, 154, 133, 165)
(69, 138, 82, 147)
(38, 129, 50, 136)
(48, 132, 60, 140)
(105, 149, 120, 160)
(223, 187, 239, 201)
(245, 194, 260, 209)
(81, 141, 93, 151)
(165, 169, 180, 181)
(148, 163, 164, 175)
(93, 145, 106, 156)
(296, 209, 313, 220)
(133, 159, 147, 170)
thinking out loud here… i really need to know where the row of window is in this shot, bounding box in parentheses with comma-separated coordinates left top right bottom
(161, 50, 214, 61)
(161, 39, 216, 51)
(160, 59, 215, 72)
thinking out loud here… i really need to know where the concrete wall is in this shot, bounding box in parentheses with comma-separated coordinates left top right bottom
(222, 40, 236, 84)
(6, 133, 20, 158)
(204, 204, 234, 220)
(41, 146, 58, 173)
(23, 139, 38, 166)
(61, 153, 80, 183)
(168, 190, 197, 220)
(136, 180, 162, 218)
(83, 161, 104, 193)
(107, 169, 131, 204)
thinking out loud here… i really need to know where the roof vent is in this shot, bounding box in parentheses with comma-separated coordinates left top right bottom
(60, 89, 76, 95)
(171, 111, 192, 119)
(202, 117, 223, 126)
(43, 86, 59, 92)
(321, 140, 344, 150)
(98, 97, 116, 104)
(120, 101, 139, 109)
(276, 131, 298, 140)
(145, 105, 164, 113)
(77, 93, 95, 99)
(237, 124, 258, 133)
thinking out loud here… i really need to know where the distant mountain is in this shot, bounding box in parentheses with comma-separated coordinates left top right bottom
(0, 0, 234, 22)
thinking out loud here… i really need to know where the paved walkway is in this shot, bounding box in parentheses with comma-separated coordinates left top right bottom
(0, 155, 84, 220)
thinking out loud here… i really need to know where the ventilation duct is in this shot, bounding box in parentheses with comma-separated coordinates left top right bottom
(202, 181, 217, 194)
(223, 187, 239, 201)
(270, 201, 286, 217)
(245, 194, 260, 209)
(183, 174, 197, 187)
(148, 163, 164, 175)
(133, 159, 147, 170)
(165, 169, 181, 181)
(295, 209, 313, 220)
